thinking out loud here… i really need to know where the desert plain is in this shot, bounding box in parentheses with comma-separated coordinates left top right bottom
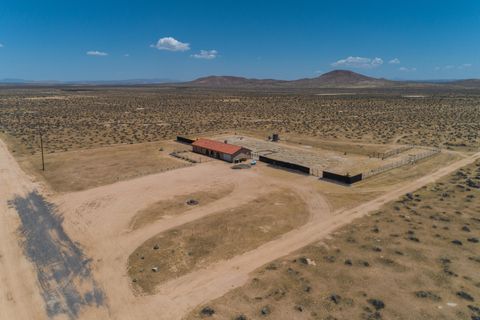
(0, 83, 479, 320)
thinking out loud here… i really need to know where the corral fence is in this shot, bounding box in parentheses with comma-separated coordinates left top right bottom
(318, 146, 440, 184)
(258, 155, 310, 174)
(363, 147, 440, 179)
(251, 152, 260, 160)
(369, 145, 414, 159)
(310, 167, 322, 177)
(176, 136, 195, 144)
(170, 150, 201, 163)
(322, 171, 363, 184)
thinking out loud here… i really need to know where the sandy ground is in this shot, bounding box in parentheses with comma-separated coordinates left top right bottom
(151, 152, 479, 320)
(0, 140, 47, 319)
(0, 139, 109, 320)
(1, 134, 479, 319)
(53, 160, 330, 319)
(16, 140, 192, 193)
(128, 189, 309, 293)
(129, 183, 235, 230)
(186, 161, 480, 320)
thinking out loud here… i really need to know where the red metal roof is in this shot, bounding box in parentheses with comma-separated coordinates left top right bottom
(192, 138, 244, 155)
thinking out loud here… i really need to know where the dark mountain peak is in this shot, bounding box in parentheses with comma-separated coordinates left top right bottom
(189, 75, 283, 87)
(191, 75, 250, 85)
(450, 79, 480, 88)
(184, 70, 479, 89)
(315, 70, 377, 83)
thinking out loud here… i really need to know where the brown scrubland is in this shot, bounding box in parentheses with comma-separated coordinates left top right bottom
(187, 160, 480, 320)
(0, 86, 479, 320)
(1, 88, 479, 156)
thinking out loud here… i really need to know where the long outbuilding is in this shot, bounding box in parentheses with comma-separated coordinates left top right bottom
(192, 138, 251, 163)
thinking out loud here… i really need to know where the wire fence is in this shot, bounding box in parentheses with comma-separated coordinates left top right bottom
(369, 145, 414, 160)
(362, 147, 440, 179)
(169, 150, 208, 163)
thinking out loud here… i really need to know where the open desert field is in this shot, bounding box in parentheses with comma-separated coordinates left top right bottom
(3, 2, 480, 320)
(1, 88, 480, 157)
(0, 86, 479, 320)
(186, 160, 480, 320)
(0, 0, 480, 320)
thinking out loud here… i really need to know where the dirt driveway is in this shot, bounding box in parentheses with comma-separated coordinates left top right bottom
(53, 159, 329, 320)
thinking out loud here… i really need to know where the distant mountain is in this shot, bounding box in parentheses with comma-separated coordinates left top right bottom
(186, 70, 480, 89)
(186, 70, 395, 89)
(286, 70, 393, 88)
(448, 79, 480, 88)
(0, 78, 32, 84)
(0, 78, 176, 85)
(188, 75, 285, 87)
(2, 71, 480, 89)
(75, 78, 177, 85)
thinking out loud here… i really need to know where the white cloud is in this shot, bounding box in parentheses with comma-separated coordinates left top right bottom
(0, 43, 3, 48)
(435, 64, 473, 71)
(389, 58, 400, 64)
(86, 50, 108, 56)
(192, 49, 218, 59)
(331, 56, 383, 69)
(458, 63, 472, 69)
(124, 54, 130, 57)
(151, 37, 190, 51)
(399, 67, 416, 72)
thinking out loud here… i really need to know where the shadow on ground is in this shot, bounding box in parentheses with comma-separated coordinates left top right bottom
(9, 191, 105, 319)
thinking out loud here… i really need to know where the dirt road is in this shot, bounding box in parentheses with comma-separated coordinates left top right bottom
(1, 133, 479, 320)
(0, 139, 108, 320)
(53, 159, 330, 320)
(60, 149, 479, 320)
(0, 140, 47, 319)
(152, 150, 480, 319)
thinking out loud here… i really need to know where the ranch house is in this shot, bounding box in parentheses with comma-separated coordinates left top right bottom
(192, 138, 251, 163)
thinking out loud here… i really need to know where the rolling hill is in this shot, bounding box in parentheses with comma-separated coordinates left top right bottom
(287, 70, 393, 88)
(188, 75, 285, 87)
(2, 71, 479, 90)
(185, 70, 396, 89)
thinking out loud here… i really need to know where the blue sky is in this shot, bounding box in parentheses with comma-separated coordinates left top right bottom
(0, 0, 479, 81)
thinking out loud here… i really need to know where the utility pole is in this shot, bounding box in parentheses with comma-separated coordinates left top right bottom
(39, 127, 45, 171)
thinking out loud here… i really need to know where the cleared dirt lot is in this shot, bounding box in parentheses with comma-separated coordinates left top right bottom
(54, 160, 298, 319)
(186, 160, 480, 320)
(128, 189, 308, 294)
(7, 138, 193, 193)
(129, 184, 235, 230)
